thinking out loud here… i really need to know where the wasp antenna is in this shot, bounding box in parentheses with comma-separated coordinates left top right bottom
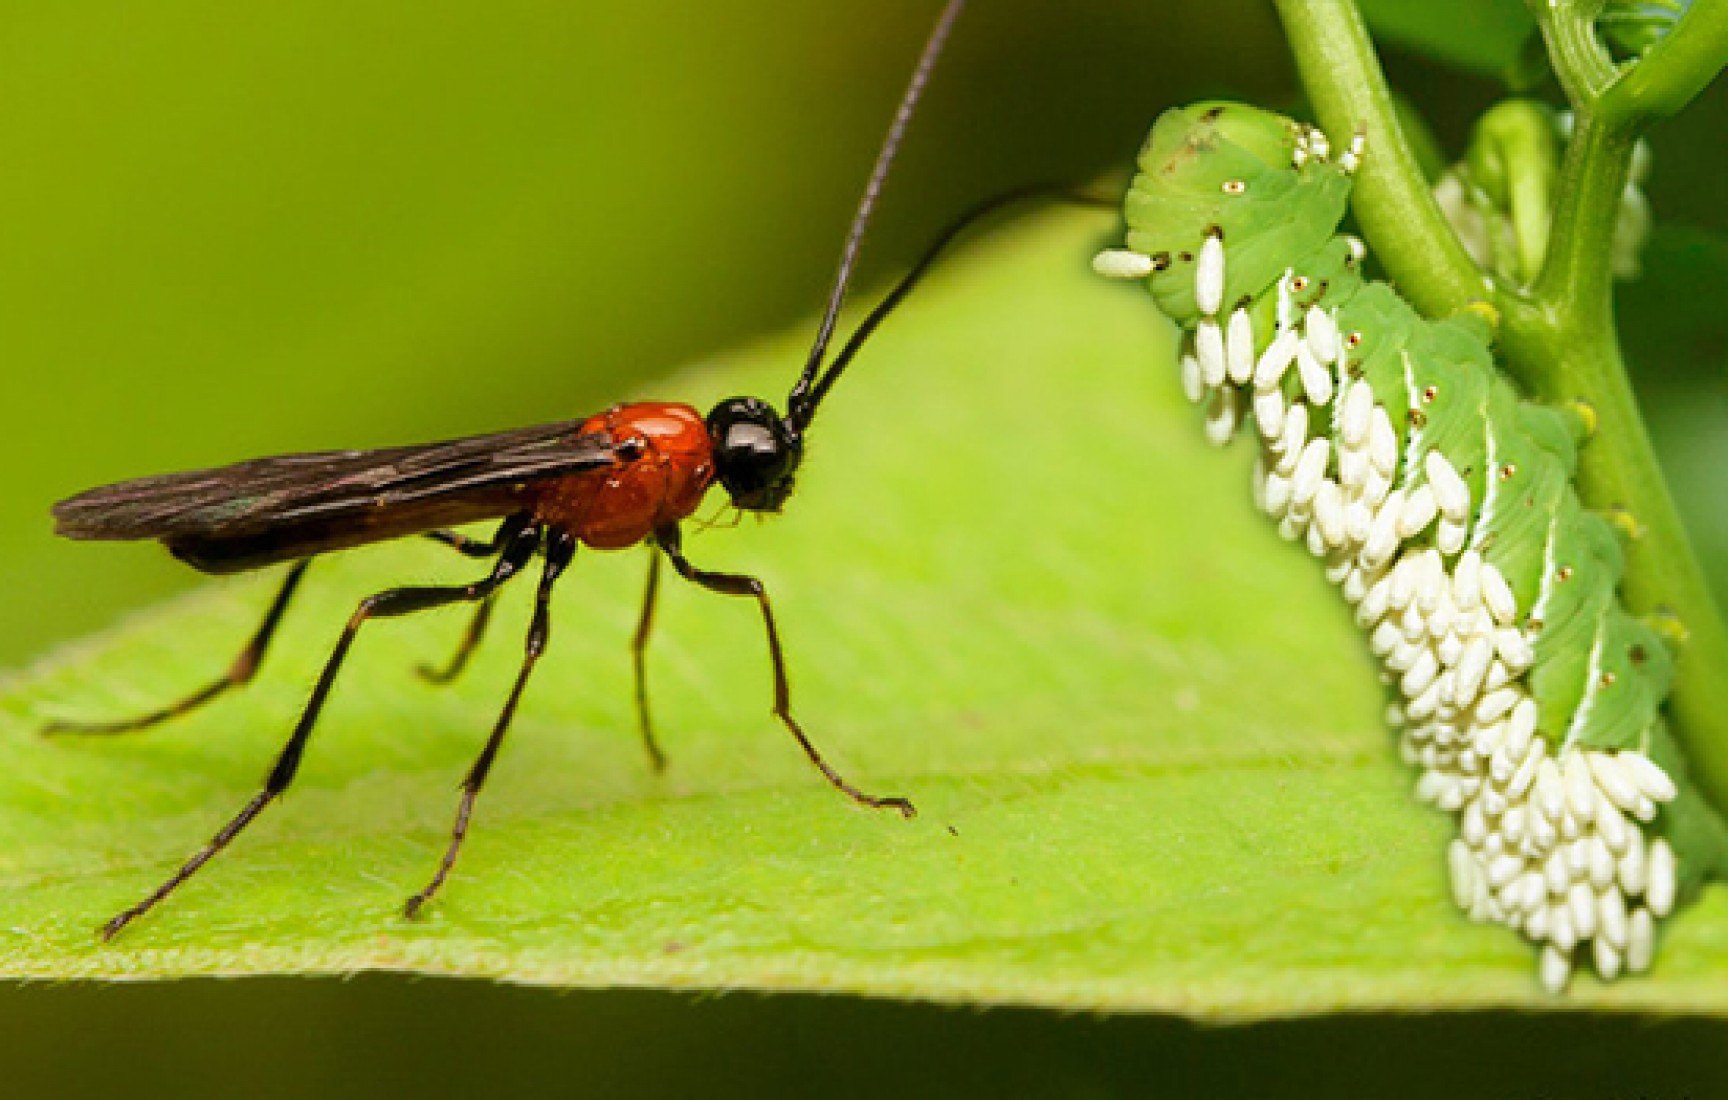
(799, 185, 1115, 417)
(785, 0, 966, 432)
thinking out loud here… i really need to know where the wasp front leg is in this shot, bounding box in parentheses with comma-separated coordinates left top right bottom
(653, 523, 913, 818)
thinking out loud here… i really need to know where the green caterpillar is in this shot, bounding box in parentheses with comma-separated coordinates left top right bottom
(1093, 102, 1728, 991)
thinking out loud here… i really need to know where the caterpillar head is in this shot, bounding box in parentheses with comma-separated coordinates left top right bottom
(1122, 102, 1354, 325)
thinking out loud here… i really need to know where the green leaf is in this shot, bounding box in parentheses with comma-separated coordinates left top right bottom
(3, 212, 1726, 1014)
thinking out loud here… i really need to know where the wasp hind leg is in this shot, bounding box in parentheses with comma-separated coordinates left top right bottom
(97, 516, 542, 941)
(44, 559, 313, 737)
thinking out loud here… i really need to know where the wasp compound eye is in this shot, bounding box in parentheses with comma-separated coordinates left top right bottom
(705, 396, 801, 512)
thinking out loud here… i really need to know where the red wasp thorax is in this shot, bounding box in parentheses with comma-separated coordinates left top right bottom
(528, 402, 715, 549)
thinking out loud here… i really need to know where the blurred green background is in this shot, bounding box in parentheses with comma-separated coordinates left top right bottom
(2, 0, 1725, 1094)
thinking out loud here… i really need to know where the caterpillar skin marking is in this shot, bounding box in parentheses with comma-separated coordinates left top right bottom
(1095, 102, 1728, 992)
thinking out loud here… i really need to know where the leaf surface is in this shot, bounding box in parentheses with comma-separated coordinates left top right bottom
(4, 213, 1726, 1015)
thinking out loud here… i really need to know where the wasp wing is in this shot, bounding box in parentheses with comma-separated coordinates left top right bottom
(53, 420, 618, 573)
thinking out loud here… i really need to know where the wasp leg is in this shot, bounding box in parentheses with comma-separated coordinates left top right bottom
(425, 528, 505, 558)
(416, 592, 499, 685)
(404, 528, 575, 918)
(416, 520, 525, 683)
(98, 515, 541, 941)
(654, 523, 914, 819)
(629, 548, 668, 773)
(45, 559, 313, 737)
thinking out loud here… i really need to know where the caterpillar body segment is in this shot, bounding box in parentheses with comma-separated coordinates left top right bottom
(1098, 101, 1728, 991)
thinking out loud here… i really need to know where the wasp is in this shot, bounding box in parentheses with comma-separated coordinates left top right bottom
(49, 0, 977, 939)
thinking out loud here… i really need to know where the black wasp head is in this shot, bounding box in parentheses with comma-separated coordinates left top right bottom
(706, 396, 803, 513)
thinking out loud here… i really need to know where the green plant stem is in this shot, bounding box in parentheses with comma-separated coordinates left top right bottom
(1271, 0, 1488, 319)
(1528, 111, 1631, 315)
(1560, 277, 1728, 813)
(1274, 0, 1728, 814)
(1535, 0, 1618, 104)
(1605, 0, 1728, 122)
(1536, 4, 1728, 815)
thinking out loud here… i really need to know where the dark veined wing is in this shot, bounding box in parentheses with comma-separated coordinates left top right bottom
(53, 420, 618, 573)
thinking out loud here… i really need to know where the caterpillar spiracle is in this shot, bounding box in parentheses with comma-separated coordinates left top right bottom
(1093, 102, 1728, 992)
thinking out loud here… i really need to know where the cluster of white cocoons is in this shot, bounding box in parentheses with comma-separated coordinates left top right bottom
(1094, 140, 1681, 992)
